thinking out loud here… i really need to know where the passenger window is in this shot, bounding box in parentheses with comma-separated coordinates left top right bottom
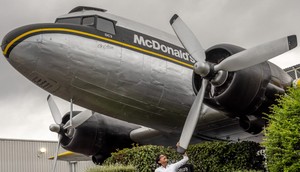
(82, 17, 95, 26)
(96, 17, 116, 35)
(56, 18, 81, 25)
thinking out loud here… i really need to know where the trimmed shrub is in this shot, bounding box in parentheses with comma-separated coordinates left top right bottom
(188, 141, 264, 171)
(104, 141, 265, 172)
(263, 88, 300, 171)
(86, 165, 136, 172)
(104, 144, 181, 172)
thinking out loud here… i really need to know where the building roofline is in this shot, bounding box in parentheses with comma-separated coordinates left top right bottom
(0, 137, 57, 143)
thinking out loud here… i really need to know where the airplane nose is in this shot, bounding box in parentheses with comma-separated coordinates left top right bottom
(1, 24, 47, 78)
(1, 31, 12, 58)
(1, 24, 36, 58)
(1, 39, 7, 56)
(2, 28, 18, 58)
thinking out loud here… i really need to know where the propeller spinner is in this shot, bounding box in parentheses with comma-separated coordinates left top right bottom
(170, 14, 297, 154)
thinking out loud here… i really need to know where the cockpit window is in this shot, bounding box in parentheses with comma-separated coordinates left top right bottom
(96, 17, 116, 35)
(56, 17, 81, 25)
(82, 17, 95, 26)
(55, 16, 116, 35)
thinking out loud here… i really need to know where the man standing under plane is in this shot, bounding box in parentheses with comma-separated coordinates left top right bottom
(155, 143, 189, 172)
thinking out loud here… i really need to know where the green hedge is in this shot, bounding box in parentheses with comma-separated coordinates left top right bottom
(104, 144, 181, 171)
(104, 141, 265, 172)
(86, 165, 136, 172)
(188, 141, 264, 171)
(263, 88, 300, 171)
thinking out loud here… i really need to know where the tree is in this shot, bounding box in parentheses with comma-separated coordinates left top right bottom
(263, 88, 300, 171)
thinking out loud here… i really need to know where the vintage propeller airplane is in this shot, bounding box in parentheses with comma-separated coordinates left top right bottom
(1, 6, 298, 170)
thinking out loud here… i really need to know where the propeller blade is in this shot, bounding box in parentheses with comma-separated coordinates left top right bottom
(177, 79, 208, 154)
(47, 95, 62, 124)
(51, 135, 61, 172)
(170, 14, 206, 63)
(214, 35, 297, 72)
(63, 110, 92, 129)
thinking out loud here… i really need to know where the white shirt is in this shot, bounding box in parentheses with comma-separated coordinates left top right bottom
(155, 155, 189, 172)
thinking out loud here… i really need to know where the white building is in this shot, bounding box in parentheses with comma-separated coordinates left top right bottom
(0, 138, 95, 172)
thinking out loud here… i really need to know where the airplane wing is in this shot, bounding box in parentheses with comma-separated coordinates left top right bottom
(49, 151, 91, 161)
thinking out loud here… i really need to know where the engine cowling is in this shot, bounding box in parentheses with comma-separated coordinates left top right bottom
(193, 44, 293, 134)
(59, 112, 140, 164)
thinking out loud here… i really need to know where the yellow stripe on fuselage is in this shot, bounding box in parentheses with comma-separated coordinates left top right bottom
(4, 28, 194, 68)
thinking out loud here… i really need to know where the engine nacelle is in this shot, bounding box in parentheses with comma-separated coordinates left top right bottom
(59, 112, 140, 164)
(193, 44, 293, 134)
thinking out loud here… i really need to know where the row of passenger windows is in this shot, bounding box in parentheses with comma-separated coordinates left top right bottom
(55, 16, 116, 35)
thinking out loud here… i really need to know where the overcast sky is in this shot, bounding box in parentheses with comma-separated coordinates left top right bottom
(0, 0, 300, 141)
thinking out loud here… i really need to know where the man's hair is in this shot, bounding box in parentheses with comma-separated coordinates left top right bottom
(156, 154, 163, 165)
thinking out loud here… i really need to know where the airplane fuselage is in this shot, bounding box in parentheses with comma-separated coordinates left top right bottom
(1, 7, 293, 143)
(2, 9, 228, 134)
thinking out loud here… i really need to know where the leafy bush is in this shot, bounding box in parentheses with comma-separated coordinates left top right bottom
(263, 88, 300, 171)
(188, 141, 264, 171)
(104, 144, 181, 172)
(86, 165, 136, 172)
(104, 141, 265, 172)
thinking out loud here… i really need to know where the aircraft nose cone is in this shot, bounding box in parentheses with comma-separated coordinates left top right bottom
(1, 24, 45, 76)
(1, 31, 12, 58)
(1, 39, 7, 56)
(2, 28, 21, 58)
(1, 24, 36, 58)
